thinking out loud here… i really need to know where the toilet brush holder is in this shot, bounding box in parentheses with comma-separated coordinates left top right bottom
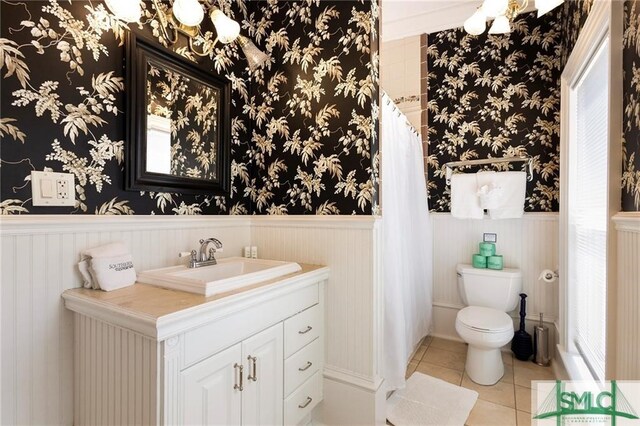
(511, 293, 533, 361)
(533, 313, 551, 366)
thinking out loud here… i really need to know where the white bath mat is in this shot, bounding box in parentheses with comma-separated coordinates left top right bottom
(387, 372, 478, 426)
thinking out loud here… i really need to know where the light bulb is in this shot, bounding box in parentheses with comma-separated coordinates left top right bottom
(172, 0, 204, 27)
(237, 35, 270, 71)
(210, 8, 241, 44)
(535, 0, 564, 17)
(482, 0, 509, 18)
(488, 15, 511, 34)
(464, 9, 487, 36)
(105, 0, 141, 23)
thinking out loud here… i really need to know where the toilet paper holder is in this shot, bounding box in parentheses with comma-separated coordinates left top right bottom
(538, 269, 559, 282)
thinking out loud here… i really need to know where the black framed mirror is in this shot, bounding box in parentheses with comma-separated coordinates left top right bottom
(125, 31, 231, 195)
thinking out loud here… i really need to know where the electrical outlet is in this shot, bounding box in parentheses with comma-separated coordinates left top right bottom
(31, 171, 75, 207)
(57, 179, 66, 198)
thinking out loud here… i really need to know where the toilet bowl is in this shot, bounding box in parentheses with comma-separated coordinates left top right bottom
(455, 264, 521, 386)
(455, 306, 514, 385)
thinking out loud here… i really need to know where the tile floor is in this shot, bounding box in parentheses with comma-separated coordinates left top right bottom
(405, 336, 556, 426)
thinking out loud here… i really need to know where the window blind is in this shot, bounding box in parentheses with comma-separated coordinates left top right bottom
(567, 38, 609, 381)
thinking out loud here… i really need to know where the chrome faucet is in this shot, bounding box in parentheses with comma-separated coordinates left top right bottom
(179, 238, 223, 268)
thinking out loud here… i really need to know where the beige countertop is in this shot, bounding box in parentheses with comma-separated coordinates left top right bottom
(62, 263, 328, 321)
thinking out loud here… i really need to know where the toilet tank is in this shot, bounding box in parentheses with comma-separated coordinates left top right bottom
(456, 264, 522, 312)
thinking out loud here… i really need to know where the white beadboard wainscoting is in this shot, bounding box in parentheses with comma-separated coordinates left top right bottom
(0, 215, 385, 425)
(0, 216, 251, 426)
(250, 216, 385, 425)
(430, 213, 560, 340)
(613, 213, 640, 380)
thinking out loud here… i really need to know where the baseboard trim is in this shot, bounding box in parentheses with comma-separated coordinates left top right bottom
(323, 366, 383, 392)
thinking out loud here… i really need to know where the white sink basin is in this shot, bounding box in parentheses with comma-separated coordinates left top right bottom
(137, 257, 302, 297)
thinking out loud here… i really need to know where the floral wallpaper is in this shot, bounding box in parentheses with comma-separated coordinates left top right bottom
(560, 0, 594, 67)
(243, 0, 379, 215)
(0, 0, 379, 215)
(426, 10, 563, 212)
(623, 0, 640, 211)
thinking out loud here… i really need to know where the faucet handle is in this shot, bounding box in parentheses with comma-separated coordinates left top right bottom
(179, 250, 197, 259)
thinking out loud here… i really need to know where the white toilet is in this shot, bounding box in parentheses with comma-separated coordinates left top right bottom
(455, 264, 522, 385)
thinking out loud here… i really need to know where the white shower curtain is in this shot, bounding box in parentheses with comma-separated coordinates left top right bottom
(381, 93, 433, 391)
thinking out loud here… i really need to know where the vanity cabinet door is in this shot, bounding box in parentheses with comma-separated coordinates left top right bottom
(241, 323, 284, 426)
(181, 343, 242, 426)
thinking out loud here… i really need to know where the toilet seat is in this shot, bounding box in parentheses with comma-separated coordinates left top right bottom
(457, 306, 512, 333)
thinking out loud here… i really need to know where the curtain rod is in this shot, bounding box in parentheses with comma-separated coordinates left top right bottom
(381, 91, 420, 137)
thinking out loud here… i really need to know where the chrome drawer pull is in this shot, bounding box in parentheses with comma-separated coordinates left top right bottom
(298, 361, 313, 372)
(247, 356, 257, 382)
(233, 363, 243, 391)
(298, 396, 313, 409)
(298, 326, 313, 335)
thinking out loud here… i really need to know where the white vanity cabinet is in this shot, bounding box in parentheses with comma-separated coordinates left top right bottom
(62, 264, 328, 426)
(182, 323, 283, 425)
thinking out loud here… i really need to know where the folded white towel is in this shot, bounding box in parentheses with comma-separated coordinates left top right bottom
(476, 171, 504, 210)
(488, 171, 527, 219)
(451, 173, 484, 219)
(78, 242, 136, 291)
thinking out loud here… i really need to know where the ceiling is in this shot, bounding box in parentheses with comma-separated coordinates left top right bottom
(381, 0, 483, 41)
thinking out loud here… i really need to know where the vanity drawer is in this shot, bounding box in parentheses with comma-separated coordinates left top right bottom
(284, 304, 321, 358)
(284, 338, 321, 396)
(284, 371, 322, 426)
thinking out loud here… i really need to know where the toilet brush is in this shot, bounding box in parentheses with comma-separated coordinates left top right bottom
(511, 293, 533, 361)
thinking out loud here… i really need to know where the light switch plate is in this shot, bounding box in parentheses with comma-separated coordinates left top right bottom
(31, 171, 75, 207)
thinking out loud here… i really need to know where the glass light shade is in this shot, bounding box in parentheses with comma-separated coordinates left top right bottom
(464, 9, 487, 35)
(237, 36, 269, 71)
(535, 0, 564, 17)
(172, 0, 205, 27)
(488, 15, 511, 34)
(210, 8, 241, 44)
(105, 0, 141, 23)
(482, 0, 509, 18)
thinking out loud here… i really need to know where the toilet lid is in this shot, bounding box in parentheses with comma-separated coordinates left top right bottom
(457, 306, 513, 333)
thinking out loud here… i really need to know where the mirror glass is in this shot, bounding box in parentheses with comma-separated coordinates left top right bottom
(145, 60, 221, 181)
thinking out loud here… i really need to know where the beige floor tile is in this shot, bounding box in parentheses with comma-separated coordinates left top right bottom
(430, 337, 468, 354)
(466, 399, 517, 426)
(412, 345, 427, 362)
(415, 361, 464, 385)
(501, 364, 514, 384)
(502, 351, 514, 366)
(421, 335, 433, 347)
(461, 373, 516, 408)
(513, 363, 555, 388)
(512, 358, 549, 372)
(516, 410, 532, 426)
(405, 361, 418, 379)
(514, 385, 531, 413)
(422, 346, 467, 371)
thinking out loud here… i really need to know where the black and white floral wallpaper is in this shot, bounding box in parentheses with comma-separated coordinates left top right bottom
(0, 0, 379, 215)
(623, 0, 640, 211)
(243, 0, 379, 215)
(426, 10, 563, 212)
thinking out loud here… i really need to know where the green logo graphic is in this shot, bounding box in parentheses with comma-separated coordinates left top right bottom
(534, 380, 639, 425)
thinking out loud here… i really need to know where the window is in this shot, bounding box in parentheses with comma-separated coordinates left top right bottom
(566, 36, 609, 381)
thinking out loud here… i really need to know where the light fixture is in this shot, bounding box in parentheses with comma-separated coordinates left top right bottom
(464, 0, 563, 36)
(104, 0, 141, 23)
(535, 0, 564, 17)
(210, 7, 241, 44)
(237, 36, 270, 71)
(107, 0, 269, 70)
(488, 15, 511, 34)
(172, 0, 205, 27)
(464, 9, 487, 36)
